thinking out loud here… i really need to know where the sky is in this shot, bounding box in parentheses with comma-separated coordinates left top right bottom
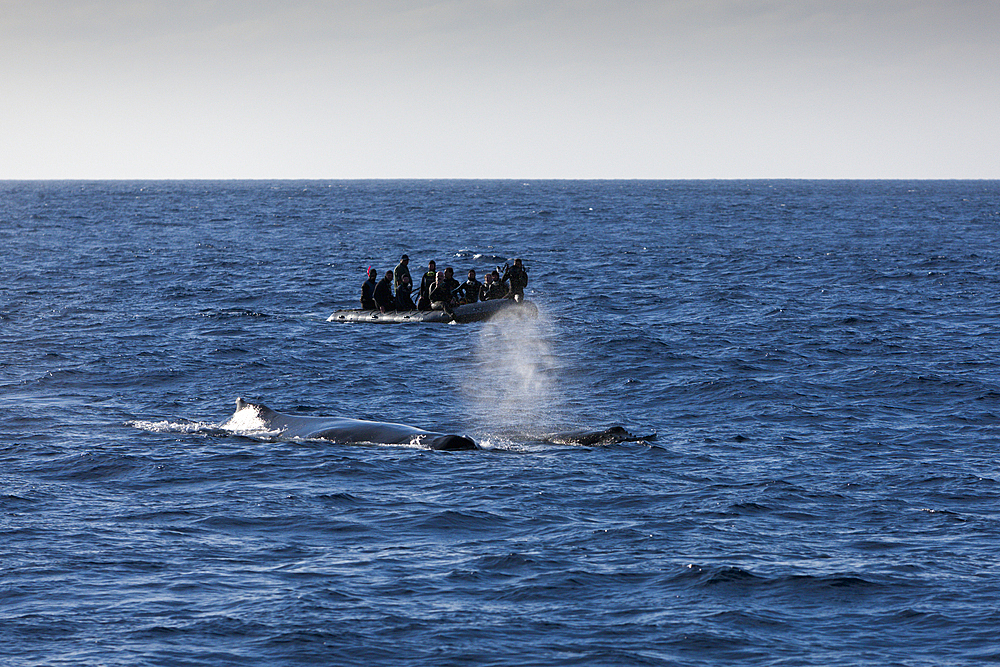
(2, 0, 998, 179)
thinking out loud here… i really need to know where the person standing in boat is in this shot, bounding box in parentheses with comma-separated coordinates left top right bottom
(360, 268, 378, 310)
(395, 273, 416, 311)
(374, 270, 395, 312)
(501, 258, 528, 302)
(457, 269, 483, 304)
(393, 254, 411, 291)
(417, 260, 437, 311)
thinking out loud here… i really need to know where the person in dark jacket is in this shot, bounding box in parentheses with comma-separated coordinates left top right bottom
(483, 270, 505, 300)
(360, 268, 378, 310)
(442, 267, 461, 302)
(393, 254, 411, 290)
(501, 258, 528, 302)
(457, 269, 483, 304)
(395, 273, 416, 311)
(429, 271, 457, 314)
(373, 270, 395, 312)
(417, 260, 437, 311)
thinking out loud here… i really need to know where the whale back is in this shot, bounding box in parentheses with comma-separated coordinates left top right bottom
(544, 426, 656, 446)
(224, 398, 478, 450)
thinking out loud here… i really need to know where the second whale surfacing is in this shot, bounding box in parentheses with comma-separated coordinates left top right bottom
(542, 426, 657, 446)
(223, 398, 478, 451)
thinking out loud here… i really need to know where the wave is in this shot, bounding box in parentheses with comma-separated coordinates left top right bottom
(674, 564, 896, 597)
(128, 419, 221, 435)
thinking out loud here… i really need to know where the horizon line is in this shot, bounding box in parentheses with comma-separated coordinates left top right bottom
(3, 177, 999, 183)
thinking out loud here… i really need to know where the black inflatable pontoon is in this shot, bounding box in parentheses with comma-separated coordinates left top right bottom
(327, 299, 537, 324)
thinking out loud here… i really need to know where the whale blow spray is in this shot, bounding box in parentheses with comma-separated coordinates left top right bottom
(465, 305, 564, 439)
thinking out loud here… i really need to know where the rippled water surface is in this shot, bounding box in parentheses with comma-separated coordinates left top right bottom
(3, 180, 1000, 665)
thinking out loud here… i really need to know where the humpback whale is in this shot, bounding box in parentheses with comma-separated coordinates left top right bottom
(542, 426, 656, 446)
(223, 398, 478, 451)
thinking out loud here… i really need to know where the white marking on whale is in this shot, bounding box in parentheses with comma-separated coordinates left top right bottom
(222, 398, 478, 451)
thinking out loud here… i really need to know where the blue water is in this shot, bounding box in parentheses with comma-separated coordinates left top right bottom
(3, 180, 1000, 666)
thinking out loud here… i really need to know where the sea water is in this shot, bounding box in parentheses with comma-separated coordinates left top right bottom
(2, 180, 1000, 665)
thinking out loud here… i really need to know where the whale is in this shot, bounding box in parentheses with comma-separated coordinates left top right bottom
(541, 426, 656, 446)
(222, 398, 478, 451)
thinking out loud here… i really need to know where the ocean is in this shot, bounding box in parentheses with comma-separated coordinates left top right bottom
(2, 179, 999, 666)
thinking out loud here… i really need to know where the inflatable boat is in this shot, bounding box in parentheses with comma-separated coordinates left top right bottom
(327, 299, 537, 324)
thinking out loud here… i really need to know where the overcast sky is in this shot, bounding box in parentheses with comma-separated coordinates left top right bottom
(3, 0, 998, 179)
